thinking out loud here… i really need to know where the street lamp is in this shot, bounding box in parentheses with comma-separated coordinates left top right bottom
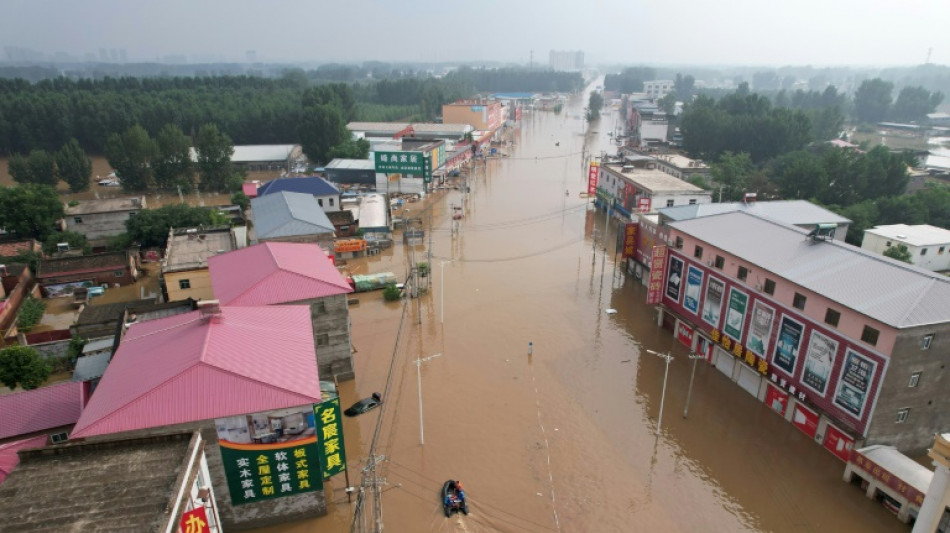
(440, 259, 454, 324)
(683, 353, 705, 419)
(645, 349, 674, 436)
(415, 353, 442, 445)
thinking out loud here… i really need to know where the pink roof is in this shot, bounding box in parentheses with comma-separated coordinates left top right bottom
(0, 436, 48, 484)
(0, 380, 86, 440)
(71, 305, 321, 439)
(209, 242, 352, 306)
(243, 182, 259, 198)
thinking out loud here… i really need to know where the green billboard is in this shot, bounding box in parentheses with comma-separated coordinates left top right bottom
(374, 151, 425, 174)
(314, 397, 347, 479)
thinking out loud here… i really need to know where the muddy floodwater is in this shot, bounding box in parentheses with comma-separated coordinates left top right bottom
(264, 84, 900, 533)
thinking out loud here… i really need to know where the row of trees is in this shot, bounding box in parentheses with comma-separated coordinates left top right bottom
(852, 79, 944, 124)
(7, 139, 92, 192)
(445, 67, 583, 93)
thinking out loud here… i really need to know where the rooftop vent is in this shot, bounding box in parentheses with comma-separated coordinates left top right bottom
(807, 223, 836, 242)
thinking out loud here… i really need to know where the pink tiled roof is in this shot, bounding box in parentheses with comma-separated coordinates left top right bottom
(0, 381, 86, 440)
(208, 242, 352, 306)
(71, 305, 320, 439)
(0, 436, 48, 484)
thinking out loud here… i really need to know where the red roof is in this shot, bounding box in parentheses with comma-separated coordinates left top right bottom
(209, 242, 351, 306)
(0, 436, 48, 485)
(243, 182, 259, 198)
(71, 305, 321, 439)
(0, 381, 87, 440)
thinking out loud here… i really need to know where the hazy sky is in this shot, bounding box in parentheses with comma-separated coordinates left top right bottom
(3, 0, 948, 66)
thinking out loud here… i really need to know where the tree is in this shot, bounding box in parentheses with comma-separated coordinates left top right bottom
(231, 191, 250, 211)
(0, 345, 51, 390)
(56, 138, 92, 193)
(299, 104, 347, 165)
(891, 86, 944, 122)
(710, 152, 756, 202)
(674, 74, 695, 100)
(7, 153, 32, 184)
(125, 203, 217, 248)
(43, 231, 91, 255)
(770, 150, 827, 200)
(853, 79, 893, 124)
(194, 124, 234, 192)
(587, 92, 604, 122)
(105, 124, 157, 192)
(883, 244, 913, 263)
(27, 149, 57, 187)
(153, 124, 195, 192)
(326, 137, 370, 161)
(0, 184, 64, 240)
(16, 296, 46, 332)
(658, 92, 677, 115)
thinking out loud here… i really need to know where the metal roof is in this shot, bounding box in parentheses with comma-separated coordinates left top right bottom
(660, 200, 851, 225)
(251, 191, 335, 240)
(82, 337, 115, 354)
(258, 176, 341, 196)
(357, 193, 390, 231)
(208, 241, 352, 306)
(601, 164, 707, 194)
(346, 122, 410, 134)
(670, 211, 950, 328)
(0, 381, 86, 440)
(865, 224, 950, 247)
(0, 436, 48, 485)
(325, 159, 376, 170)
(856, 445, 932, 494)
(72, 351, 112, 382)
(189, 144, 299, 163)
(409, 123, 473, 134)
(71, 306, 321, 438)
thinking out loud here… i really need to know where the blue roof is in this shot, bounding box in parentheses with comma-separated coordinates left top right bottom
(494, 92, 535, 99)
(258, 176, 340, 197)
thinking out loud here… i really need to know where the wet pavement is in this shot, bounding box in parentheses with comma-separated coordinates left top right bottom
(252, 83, 904, 533)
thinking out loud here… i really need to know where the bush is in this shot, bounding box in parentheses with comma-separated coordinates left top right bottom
(417, 262, 430, 277)
(17, 296, 46, 331)
(0, 345, 51, 390)
(383, 284, 402, 301)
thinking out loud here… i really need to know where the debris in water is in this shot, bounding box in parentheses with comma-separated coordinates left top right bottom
(606, 308, 618, 314)
(621, 360, 631, 363)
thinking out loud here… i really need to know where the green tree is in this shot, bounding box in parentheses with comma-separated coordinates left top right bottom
(834, 200, 879, 245)
(587, 92, 603, 122)
(231, 191, 250, 211)
(0, 184, 64, 240)
(710, 152, 756, 202)
(105, 124, 157, 192)
(0, 345, 51, 390)
(67, 335, 87, 365)
(153, 124, 195, 192)
(770, 150, 827, 200)
(299, 104, 347, 165)
(7, 153, 32, 184)
(326, 137, 370, 161)
(125, 203, 217, 248)
(56, 138, 92, 193)
(27, 149, 57, 187)
(658, 92, 677, 115)
(853, 79, 893, 124)
(16, 296, 46, 332)
(883, 243, 913, 263)
(891, 86, 944, 122)
(43, 231, 91, 255)
(194, 124, 234, 192)
(674, 73, 695, 100)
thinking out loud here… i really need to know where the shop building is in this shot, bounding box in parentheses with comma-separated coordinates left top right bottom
(652, 153, 711, 183)
(442, 100, 504, 132)
(654, 211, 950, 456)
(596, 161, 711, 218)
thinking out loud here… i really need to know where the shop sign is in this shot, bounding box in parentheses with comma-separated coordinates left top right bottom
(375, 151, 425, 175)
(646, 245, 667, 304)
(747, 301, 775, 358)
(696, 336, 714, 361)
(314, 398, 347, 479)
(676, 320, 693, 348)
(772, 315, 804, 376)
(802, 330, 838, 397)
(765, 384, 788, 416)
(665, 256, 684, 303)
(587, 162, 600, 195)
(683, 265, 703, 315)
(701, 277, 724, 328)
(791, 403, 819, 438)
(637, 197, 651, 213)
(852, 452, 926, 506)
(833, 349, 877, 419)
(723, 287, 749, 342)
(822, 424, 854, 462)
(622, 223, 637, 259)
(180, 507, 210, 533)
(216, 407, 322, 506)
(334, 239, 366, 254)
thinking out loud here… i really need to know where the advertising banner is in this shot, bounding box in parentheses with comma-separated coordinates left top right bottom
(637, 197, 652, 213)
(215, 407, 322, 506)
(833, 349, 877, 418)
(587, 162, 600, 195)
(747, 301, 775, 358)
(683, 265, 703, 315)
(765, 384, 788, 416)
(792, 403, 819, 438)
(723, 287, 749, 342)
(646, 245, 667, 304)
(822, 424, 854, 462)
(180, 507, 210, 533)
(701, 277, 724, 328)
(852, 451, 927, 506)
(676, 320, 693, 348)
(666, 256, 684, 303)
(374, 151, 426, 174)
(802, 330, 838, 396)
(333, 239, 366, 253)
(772, 315, 804, 375)
(314, 398, 347, 480)
(696, 336, 714, 361)
(622, 223, 637, 259)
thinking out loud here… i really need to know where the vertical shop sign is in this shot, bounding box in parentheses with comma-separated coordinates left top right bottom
(833, 349, 877, 418)
(676, 320, 694, 348)
(180, 507, 210, 533)
(747, 301, 775, 358)
(666, 256, 684, 303)
(637, 197, 652, 213)
(702, 277, 724, 328)
(802, 330, 838, 396)
(587, 161, 600, 194)
(622, 223, 637, 259)
(314, 398, 347, 479)
(772, 315, 804, 375)
(723, 287, 749, 342)
(683, 265, 703, 315)
(646, 245, 667, 304)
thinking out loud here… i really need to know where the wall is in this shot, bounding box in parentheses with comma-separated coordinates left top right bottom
(65, 210, 136, 243)
(165, 269, 215, 302)
(40, 267, 136, 289)
(862, 233, 950, 271)
(258, 233, 334, 251)
(0, 269, 32, 332)
(280, 294, 354, 382)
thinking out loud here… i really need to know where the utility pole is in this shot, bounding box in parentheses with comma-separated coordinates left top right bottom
(683, 352, 705, 418)
(645, 349, 674, 436)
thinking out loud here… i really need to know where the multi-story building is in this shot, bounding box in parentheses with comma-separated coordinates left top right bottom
(596, 161, 712, 218)
(549, 50, 584, 71)
(861, 224, 950, 272)
(653, 153, 711, 183)
(655, 211, 950, 456)
(442, 101, 504, 132)
(63, 197, 146, 247)
(644, 80, 674, 100)
(161, 226, 239, 302)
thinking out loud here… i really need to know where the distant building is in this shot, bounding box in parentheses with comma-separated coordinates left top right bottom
(644, 80, 675, 100)
(861, 224, 950, 272)
(442, 101, 504, 132)
(189, 144, 304, 172)
(258, 176, 342, 212)
(325, 159, 378, 188)
(653, 153, 711, 183)
(250, 191, 336, 247)
(161, 226, 239, 302)
(596, 161, 712, 217)
(549, 50, 584, 71)
(63, 197, 146, 246)
(36, 251, 138, 297)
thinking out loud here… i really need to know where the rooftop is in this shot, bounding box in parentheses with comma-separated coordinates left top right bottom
(258, 176, 341, 197)
(857, 445, 932, 495)
(326, 159, 376, 171)
(209, 241, 351, 306)
(73, 298, 156, 327)
(0, 436, 47, 485)
(864, 224, 950, 247)
(670, 211, 950, 328)
(251, 191, 336, 240)
(0, 381, 87, 440)
(189, 144, 299, 163)
(660, 200, 850, 225)
(601, 164, 707, 194)
(0, 239, 39, 258)
(37, 251, 130, 277)
(71, 305, 320, 438)
(163, 227, 236, 272)
(64, 197, 145, 216)
(346, 122, 410, 134)
(409, 123, 473, 134)
(655, 153, 708, 170)
(72, 351, 112, 382)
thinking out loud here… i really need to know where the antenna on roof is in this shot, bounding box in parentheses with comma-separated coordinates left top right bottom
(807, 223, 836, 242)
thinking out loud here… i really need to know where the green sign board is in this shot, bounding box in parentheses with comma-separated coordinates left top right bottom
(219, 438, 322, 506)
(423, 154, 432, 184)
(314, 398, 347, 479)
(374, 151, 425, 175)
(723, 287, 749, 341)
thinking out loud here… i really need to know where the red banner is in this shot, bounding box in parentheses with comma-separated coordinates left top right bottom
(765, 384, 788, 416)
(823, 424, 854, 462)
(587, 162, 600, 195)
(637, 197, 652, 213)
(180, 507, 210, 533)
(622, 223, 637, 259)
(851, 450, 926, 506)
(676, 320, 693, 348)
(696, 336, 714, 361)
(792, 403, 819, 438)
(646, 245, 668, 304)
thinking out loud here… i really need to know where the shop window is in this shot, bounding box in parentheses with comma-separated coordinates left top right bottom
(714, 255, 724, 269)
(895, 408, 910, 423)
(793, 292, 807, 310)
(921, 333, 934, 350)
(316, 333, 330, 346)
(73, 216, 83, 224)
(908, 372, 921, 388)
(666, 199, 675, 207)
(50, 431, 68, 444)
(763, 279, 776, 295)
(824, 309, 841, 327)
(737, 266, 748, 281)
(694, 245, 703, 259)
(861, 326, 880, 346)
(179, 279, 191, 290)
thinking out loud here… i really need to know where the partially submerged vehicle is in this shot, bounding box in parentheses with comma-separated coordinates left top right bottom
(344, 393, 381, 416)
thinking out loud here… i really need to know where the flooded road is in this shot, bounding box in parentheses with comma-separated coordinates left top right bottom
(254, 84, 903, 533)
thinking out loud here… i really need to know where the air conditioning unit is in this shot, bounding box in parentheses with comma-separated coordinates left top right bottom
(755, 283, 763, 291)
(706, 259, 714, 267)
(57, 242, 70, 253)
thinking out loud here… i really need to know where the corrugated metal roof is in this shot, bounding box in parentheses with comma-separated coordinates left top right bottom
(670, 212, 950, 328)
(661, 200, 851, 225)
(358, 194, 390, 231)
(251, 191, 335, 240)
(72, 351, 112, 382)
(0, 436, 48, 485)
(0, 381, 86, 440)
(70, 306, 320, 438)
(209, 241, 352, 306)
(857, 445, 932, 494)
(258, 176, 340, 197)
(347, 122, 410, 134)
(865, 224, 950, 247)
(326, 159, 375, 170)
(189, 145, 299, 163)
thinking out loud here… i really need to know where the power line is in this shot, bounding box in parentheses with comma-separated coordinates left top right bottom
(431, 236, 584, 264)
(429, 204, 589, 233)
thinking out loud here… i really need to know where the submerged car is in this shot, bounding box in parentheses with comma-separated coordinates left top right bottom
(344, 393, 382, 416)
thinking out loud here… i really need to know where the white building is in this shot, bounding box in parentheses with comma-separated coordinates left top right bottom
(861, 224, 950, 272)
(643, 80, 674, 100)
(549, 50, 584, 71)
(597, 162, 712, 217)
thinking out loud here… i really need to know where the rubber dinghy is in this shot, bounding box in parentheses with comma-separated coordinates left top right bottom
(441, 480, 468, 517)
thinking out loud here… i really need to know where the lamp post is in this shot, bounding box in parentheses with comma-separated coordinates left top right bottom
(415, 353, 442, 445)
(683, 352, 705, 419)
(645, 349, 674, 436)
(440, 259, 454, 324)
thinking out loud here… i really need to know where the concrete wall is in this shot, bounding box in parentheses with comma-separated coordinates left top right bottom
(258, 233, 334, 251)
(164, 268, 215, 302)
(65, 211, 136, 243)
(862, 233, 950, 271)
(866, 322, 950, 453)
(279, 294, 354, 382)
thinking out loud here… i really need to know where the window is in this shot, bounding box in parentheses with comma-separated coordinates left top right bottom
(908, 372, 921, 388)
(689, 199, 697, 205)
(340, 226, 350, 232)
(714, 255, 724, 269)
(861, 326, 880, 346)
(674, 236, 683, 249)
(737, 266, 748, 281)
(314, 300, 327, 314)
(316, 333, 330, 346)
(940, 246, 946, 255)
(179, 279, 191, 290)
(921, 248, 927, 256)
(885, 241, 892, 247)
(793, 292, 807, 310)
(318, 198, 324, 207)
(114, 270, 124, 277)
(128, 211, 136, 218)
(763, 279, 776, 295)
(73, 216, 83, 224)
(50, 431, 68, 444)
(922, 333, 934, 350)
(666, 199, 675, 207)
(895, 408, 910, 423)
(824, 309, 841, 327)
(694, 245, 703, 259)
(329, 198, 335, 207)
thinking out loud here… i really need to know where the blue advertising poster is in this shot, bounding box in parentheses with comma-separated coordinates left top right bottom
(772, 315, 804, 375)
(683, 265, 703, 314)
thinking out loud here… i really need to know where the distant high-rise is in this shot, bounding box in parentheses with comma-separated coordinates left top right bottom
(549, 50, 584, 71)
